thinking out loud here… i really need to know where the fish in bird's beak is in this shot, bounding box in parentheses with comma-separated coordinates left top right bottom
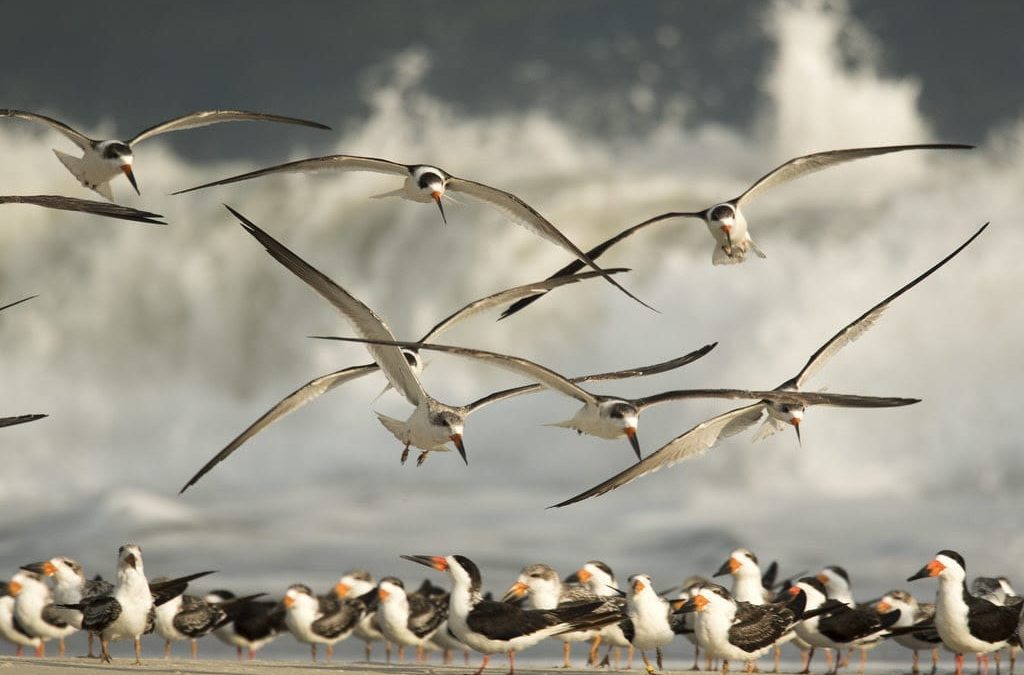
(21, 561, 56, 576)
(432, 191, 446, 224)
(625, 427, 641, 461)
(908, 559, 945, 582)
(401, 554, 449, 572)
(451, 433, 467, 465)
(121, 164, 140, 195)
(502, 581, 529, 603)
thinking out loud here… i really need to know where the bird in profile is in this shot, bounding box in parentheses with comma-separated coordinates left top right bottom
(500, 143, 973, 318)
(174, 154, 653, 310)
(551, 222, 987, 507)
(0, 108, 329, 199)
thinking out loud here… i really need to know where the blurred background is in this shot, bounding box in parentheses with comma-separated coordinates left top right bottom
(0, 0, 1022, 662)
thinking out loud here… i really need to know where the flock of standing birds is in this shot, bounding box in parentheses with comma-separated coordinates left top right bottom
(0, 105, 1012, 673)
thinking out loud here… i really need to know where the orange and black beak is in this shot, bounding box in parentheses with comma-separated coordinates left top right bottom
(282, 594, 295, 608)
(378, 587, 391, 602)
(401, 554, 449, 572)
(334, 582, 350, 598)
(432, 191, 446, 224)
(577, 568, 592, 584)
(121, 164, 140, 195)
(908, 559, 945, 582)
(633, 578, 646, 594)
(791, 417, 802, 445)
(7, 580, 21, 596)
(675, 594, 708, 614)
(123, 553, 138, 569)
(875, 600, 892, 613)
(501, 581, 529, 603)
(451, 433, 467, 465)
(714, 557, 740, 577)
(21, 561, 56, 577)
(720, 223, 733, 250)
(625, 427, 641, 461)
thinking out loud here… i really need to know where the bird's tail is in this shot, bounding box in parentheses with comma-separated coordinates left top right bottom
(53, 150, 113, 200)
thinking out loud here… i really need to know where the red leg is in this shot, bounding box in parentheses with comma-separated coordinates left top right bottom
(957, 653, 965, 675)
(473, 653, 490, 675)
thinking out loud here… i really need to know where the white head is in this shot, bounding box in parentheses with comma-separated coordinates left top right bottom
(686, 583, 735, 615)
(908, 550, 967, 585)
(627, 573, 661, 608)
(335, 569, 375, 598)
(768, 400, 805, 443)
(411, 165, 448, 222)
(577, 561, 618, 596)
(502, 564, 559, 608)
(117, 544, 144, 578)
(877, 589, 917, 625)
(715, 548, 761, 579)
(7, 570, 48, 601)
(816, 565, 852, 603)
(97, 140, 139, 194)
(282, 584, 318, 614)
(429, 408, 466, 463)
(707, 203, 738, 247)
(599, 400, 641, 459)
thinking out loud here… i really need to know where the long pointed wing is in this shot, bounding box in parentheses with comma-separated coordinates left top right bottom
(735, 144, 973, 206)
(313, 336, 597, 405)
(0, 195, 165, 224)
(0, 109, 93, 149)
(226, 206, 425, 406)
(128, 110, 329, 145)
(0, 414, 47, 429)
(465, 343, 718, 413)
(0, 295, 37, 313)
(635, 389, 920, 411)
(150, 571, 217, 607)
(498, 211, 705, 320)
(179, 364, 379, 493)
(445, 176, 654, 312)
(173, 154, 409, 195)
(791, 222, 988, 388)
(418, 269, 628, 343)
(550, 403, 767, 507)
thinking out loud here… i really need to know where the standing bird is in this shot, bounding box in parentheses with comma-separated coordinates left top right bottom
(500, 142, 973, 321)
(281, 583, 363, 663)
(0, 108, 329, 200)
(0, 195, 164, 223)
(332, 570, 388, 662)
(20, 557, 112, 657)
(174, 155, 652, 310)
(375, 577, 446, 663)
(6, 570, 75, 656)
(57, 545, 214, 664)
(908, 551, 1021, 675)
(552, 222, 986, 506)
(876, 589, 942, 675)
(622, 573, 676, 675)
(576, 561, 633, 668)
(0, 580, 41, 656)
(154, 589, 261, 660)
(402, 554, 621, 675)
(204, 590, 285, 661)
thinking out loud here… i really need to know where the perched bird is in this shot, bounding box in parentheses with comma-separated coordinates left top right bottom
(57, 545, 214, 664)
(7, 570, 75, 656)
(281, 583, 363, 663)
(0, 580, 41, 656)
(0, 194, 164, 224)
(552, 222, 986, 506)
(499, 142, 974, 320)
(403, 554, 620, 675)
(0, 108, 329, 199)
(375, 577, 446, 662)
(174, 155, 652, 311)
(318, 335, 912, 463)
(204, 590, 285, 661)
(178, 265, 647, 491)
(876, 589, 942, 675)
(332, 570, 387, 661)
(677, 582, 807, 674)
(20, 557, 113, 657)
(908, 550, 1021, 675)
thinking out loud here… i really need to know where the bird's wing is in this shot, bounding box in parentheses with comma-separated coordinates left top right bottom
(418, 269, 628, 343)
(227, 206, 425, 406)
(179, 364, 380, 493)
(41, 604, 69, 628)
(173, 603, 220, 637)
(84, 577, 114, 597)
(735, 144, 974, 205)
(312, 336, 597, 405)
(76, 596, 122, 631)
(407, 593, 446, 639)
(0, 109, 93, 149)
(173, 154, 409, 194)
(150, 571, 217, 607)
(727, 603, 791, 652)
(127, 109, 329, 145)
(791, 222, 987, 388)
(635, 389, 920, 411)
(498, 211, 705, 320)
(551, 403, 766, 507)
(0, 295, 37, 313)
(0, 414, 46, 429)
(0, 195, 165, 224)
(312, 600, 361, 639)
(445, 175, 654, 311)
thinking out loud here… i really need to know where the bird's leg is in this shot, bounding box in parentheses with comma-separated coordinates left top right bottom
(444, 648, 453, 665)
(658, 648, 664, 671)
(773, 645, 782, 673)
(59, 637, 65, 657)
(399, 645, 406, 663)
(642, 650, 657, 675)
(913, 650, 920, 674)
(628, 645, 635, 669)
(134, 637, 142, 665)
(310, 643, 317, 663)
(327, 643, 334, 664)
(956, 653, 965, 675)
(99, 639, 111, 664)
(589, 635, 602, 666)
(386, 640, 392, 665)
(364, 640, 372, 662)
(931, 650, 938, 675)
(417, 450, 430, 466)
(996, 650, 1002, 675)
(508, 650, 516, 675)
(798, 648, 814, 675)
(562, 641, 572, 668)
(824, 648, 834, 673)
(707, 651, 715, 671)
(722, 658, 730, 674)
(34, 643, 43, 658)
(1011, 645, 1017, 674)
(859, 646, 868, 673)
(400, 443, 411, 464)
(473, 653, 490, 675)
(236, 646, 243, 661)
(15, 646, 22, 657)
(465, 649, 471, 666)
(164, 639, 171, 659)
(192, 639, 199, 660)
(416, 644, 424, 663)
(88, 633, 97, 658)
(747, 662, 756, 675)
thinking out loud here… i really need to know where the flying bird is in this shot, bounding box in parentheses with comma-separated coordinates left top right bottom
(0, 108, 329, 200)
(0, 295, 47, 428)
(0, 195, 165, 224)
(174, 154, 653, 310)
(500, 143, 973, 318)
(551, 222, 987, 507)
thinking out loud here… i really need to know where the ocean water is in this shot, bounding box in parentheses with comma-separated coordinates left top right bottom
(0, 3, 1020, 659)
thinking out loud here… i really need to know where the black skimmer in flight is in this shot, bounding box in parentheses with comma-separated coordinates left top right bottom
(0, 580, 42, 656)
(56, 545, 214, 664)
(402, 554, 621, 675)
(500, 143, 974, 319)
(908, 550, 1022, 675)
(0, 194, 165, 223)
(174, 155, 654, 311)
(6, 569, 76, 656)
(21, 556, 113, 657)
(876, 589, 942, 675)
(502, 563, 620, 668)
(0, 108, 329, 200)
(178, 261, 643, 491)
(281, 583, 364, 663)
(332, 570, 387, 661)
(317, 335, 913, 465)
(786, 577, 900, 675)
(204, 590, 286, 661)
(375, 576, 447, 663)
(676, 582, 808, 674)
(552, 222, 987, 507)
